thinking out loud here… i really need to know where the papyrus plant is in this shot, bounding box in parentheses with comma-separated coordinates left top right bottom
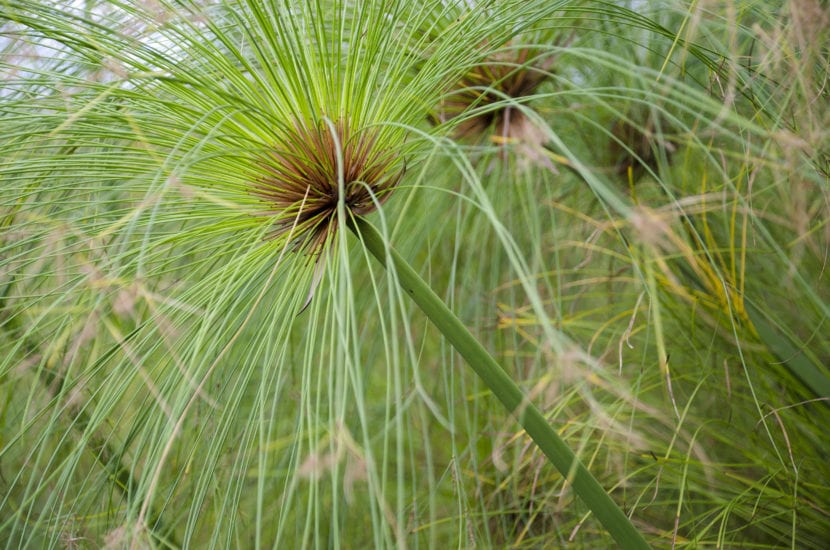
(0, 0, 659, 547)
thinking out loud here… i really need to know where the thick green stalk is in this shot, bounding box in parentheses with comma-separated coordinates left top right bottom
(350, 217, 650, 549)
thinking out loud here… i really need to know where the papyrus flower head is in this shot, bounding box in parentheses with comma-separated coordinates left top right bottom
(256, 119, 405, 255)
(433, 45, 556, 142)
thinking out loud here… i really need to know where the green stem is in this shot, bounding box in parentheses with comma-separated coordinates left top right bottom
(350, 217, 650, 549)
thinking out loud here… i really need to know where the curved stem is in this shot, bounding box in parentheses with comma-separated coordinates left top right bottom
(350, 217, 650, 549)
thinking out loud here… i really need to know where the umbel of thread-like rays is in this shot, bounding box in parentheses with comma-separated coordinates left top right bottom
(255, 118, 405, 256)
(433, 44, 557, 141)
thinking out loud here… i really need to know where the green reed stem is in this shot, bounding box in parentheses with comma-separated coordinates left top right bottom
(350, 217, 650, 549)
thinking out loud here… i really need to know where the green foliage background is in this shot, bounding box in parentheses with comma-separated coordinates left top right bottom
(1, 0, 828, 547)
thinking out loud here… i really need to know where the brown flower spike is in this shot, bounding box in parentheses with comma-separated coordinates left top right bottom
(256, 119, 405, 255)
